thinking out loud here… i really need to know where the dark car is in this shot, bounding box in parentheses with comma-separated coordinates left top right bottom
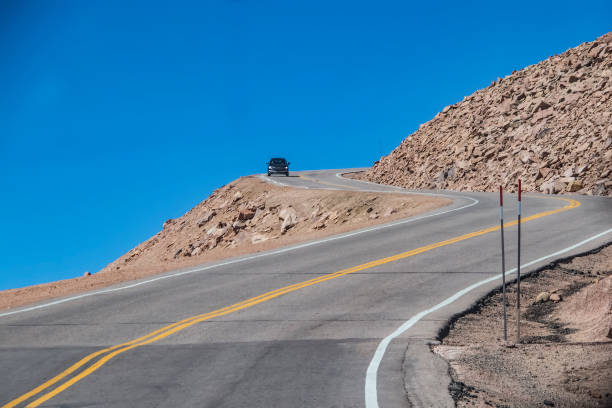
(267, 157, 290, 176)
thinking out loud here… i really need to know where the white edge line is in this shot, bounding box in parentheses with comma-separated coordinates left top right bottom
(336, 171, 447, 196)
(364, 227, 612, 408)
(0, 178, 478, 318)
(257, 174, 288, 187)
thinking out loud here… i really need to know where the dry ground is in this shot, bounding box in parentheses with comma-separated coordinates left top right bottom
(1, 175, 450, 311)
(435, 244, 612, 408)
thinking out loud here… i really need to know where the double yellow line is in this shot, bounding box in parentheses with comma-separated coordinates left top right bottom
(3, 197, 580, 407)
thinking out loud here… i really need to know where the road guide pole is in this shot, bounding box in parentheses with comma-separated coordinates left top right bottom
(516, 179, 522, 344)
(500, 186, 507, 341)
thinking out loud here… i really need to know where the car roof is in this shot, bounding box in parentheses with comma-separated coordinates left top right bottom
(270, 157, 287, 161)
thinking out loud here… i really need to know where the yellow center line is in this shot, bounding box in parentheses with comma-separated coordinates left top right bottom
(4, 197, 580, 408)
(3, 273, 345, 408)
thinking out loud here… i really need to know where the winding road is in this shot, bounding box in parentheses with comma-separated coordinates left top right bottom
(1, 169, 611, 408)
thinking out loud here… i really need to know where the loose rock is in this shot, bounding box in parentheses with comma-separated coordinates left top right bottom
(357, 32, 612, 197)
(197, 210, 216, 227)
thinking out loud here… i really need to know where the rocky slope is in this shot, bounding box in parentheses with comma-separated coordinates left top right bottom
(96, 176, 449, 281)
(1, 176, 450, 310)
(360, 32, 612, 195)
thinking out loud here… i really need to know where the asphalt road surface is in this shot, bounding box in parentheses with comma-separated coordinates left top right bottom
(2, 169, 611, 408)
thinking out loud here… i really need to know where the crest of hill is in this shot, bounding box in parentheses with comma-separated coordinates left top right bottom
(361, 32, 612, 196)
(0, 177, 451, 311)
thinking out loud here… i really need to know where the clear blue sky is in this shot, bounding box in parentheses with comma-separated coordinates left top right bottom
(1, 1, 610, 290)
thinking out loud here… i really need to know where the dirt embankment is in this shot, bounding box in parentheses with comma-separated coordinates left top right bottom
(357, 32, 612, 196)
(0, 176, 450, 311)
(435, 244, 612, 408)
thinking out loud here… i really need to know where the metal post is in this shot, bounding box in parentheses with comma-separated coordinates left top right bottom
(516, 179, 522, 344)
(500, 186, 507, 341)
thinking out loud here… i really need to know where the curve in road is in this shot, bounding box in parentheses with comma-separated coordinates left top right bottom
(1, 169, 611, 408)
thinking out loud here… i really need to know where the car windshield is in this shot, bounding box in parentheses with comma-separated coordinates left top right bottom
(270, 159, 286, 165)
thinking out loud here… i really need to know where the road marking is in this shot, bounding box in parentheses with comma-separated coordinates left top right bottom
(1, 179, 478, 319)
(335, 170, 410, 191)
(3, 197, 579, 407)
(257, 174, 289, 187)
(364, 227, 612, 408)
(306, 172, 481, 202)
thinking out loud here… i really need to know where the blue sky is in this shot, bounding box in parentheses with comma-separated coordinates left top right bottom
(0, 1, 610, 290)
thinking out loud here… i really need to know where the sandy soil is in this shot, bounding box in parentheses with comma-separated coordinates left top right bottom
(434, 244, 612, 408)
(0, 175, 450, 311)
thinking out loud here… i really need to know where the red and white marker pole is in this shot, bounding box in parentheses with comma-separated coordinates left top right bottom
(516, 179, 522, 344)
(499, 186, 507, 341)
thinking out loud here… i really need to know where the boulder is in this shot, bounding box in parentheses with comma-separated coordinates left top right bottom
(232, 191, 243, 203)
(518, 151, 533, 164)
(554, 180, 567, 193)
(576, 141, 592, 152)
(568, 180, 583, 192)
(562, 167, 576, 177)
(549, 293, 562, 302)
(232, 220, 246, 230)
(311, 221, 326, 230)
(436, 170, 447, 182)
(575, 164, 588, 175)
(539, 167, 552, 179)
(533, 99, 552, 112)
(197, 210, 216, 227)
(206, 239, 218, 250)
(310, 207, 322, 219)
(455, 160, 470, 170)
(238, 209, 255, 221)
(207, 222, 228, 238)
(384, 207, 396, 217)
(250, 233, 268, 244)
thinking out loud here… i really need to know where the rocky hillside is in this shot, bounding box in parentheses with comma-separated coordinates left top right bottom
(360, 32, 612, 195)
(98, 176, 448, 277)
(1, 177, 450, 311)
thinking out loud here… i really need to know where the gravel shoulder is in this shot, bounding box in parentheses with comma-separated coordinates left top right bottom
(434, 244, 612, 408)
(0, 175, 450, 311)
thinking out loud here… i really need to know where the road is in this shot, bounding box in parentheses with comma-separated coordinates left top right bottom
(1, 169, 611, 408)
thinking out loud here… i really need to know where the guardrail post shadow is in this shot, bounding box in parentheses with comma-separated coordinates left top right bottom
(500, 185, 507, 341)
(516, 179, 522, 344)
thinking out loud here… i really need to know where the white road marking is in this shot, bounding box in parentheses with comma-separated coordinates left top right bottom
(336, 171, 448, 196)
(0, 182, 478, 318)
(257, 175, 289, 187)
(364, 228, 612, 408)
